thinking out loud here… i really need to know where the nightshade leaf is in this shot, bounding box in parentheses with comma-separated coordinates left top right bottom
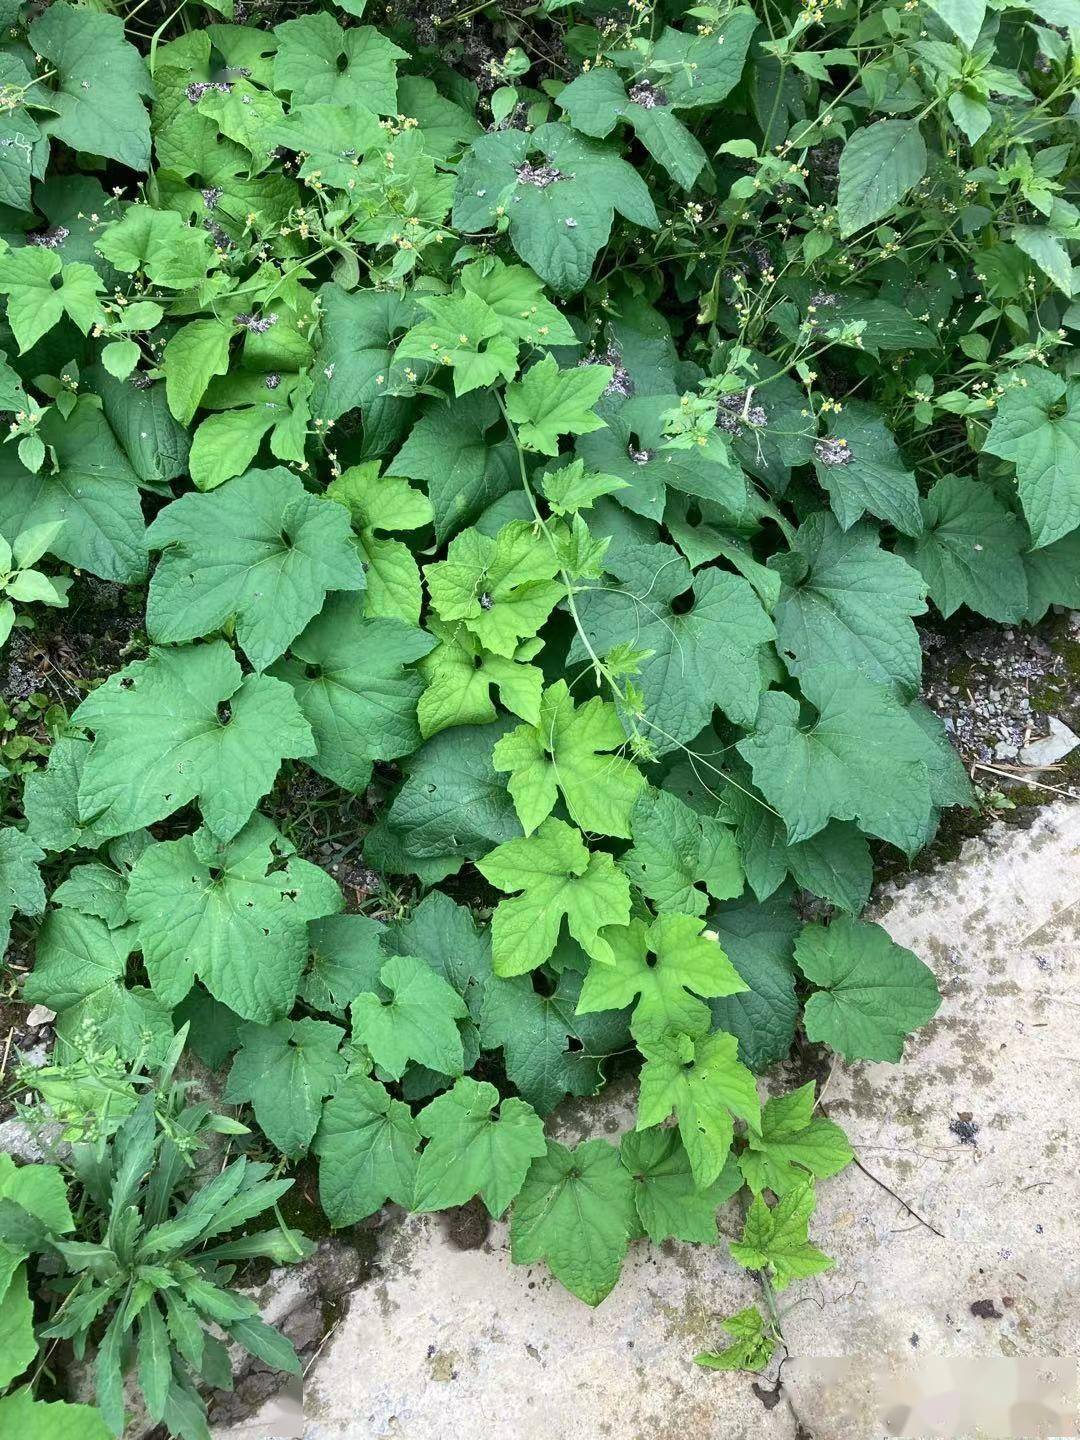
(577, 913, 746, 1039)
(127, 818, 342, 1022)
(270, 597, 435, 793)
(509, 1138, 636, 1305)
(570, 540, 775, 749)
(739, 1083, 853, 1195)
(22, 910, 173, 1064)
(493, 681, 644, 838)
(479, 967, 631, 1116)
(314, 1073, 420, 1226)
(413, 1077, 547, 1217)
(793, 916, 942, 1061)
(730, 1184, 833, 1290)
(772, 514, 927, 696)
(896, 475, 1028, 622)
(636, 1019, 760, 1187)
(351, 954, 469, 1080)
(73, 641, 314, 842)
(225, 1018, 346, 1158)
(620, 788, 742, 915)
(737, 666, 952, 856)
(983, 366, 1080, 550)
(837, 121, 927, 237)
(146, 468, 366, 671)
(476, 818, 632, 976)
(619, 1129, 742, 1244)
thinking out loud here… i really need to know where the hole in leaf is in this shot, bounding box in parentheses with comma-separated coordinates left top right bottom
(304, 663, 322, 680)
(208, 866, 223, 881)
(670, 587, 695, 615)
(335, 51, 349, 72)
(566, 1035, 583, 1052)
(530, 970, 556, 998)
(217, 701, 232, 725)
(644, 951, 658, 969)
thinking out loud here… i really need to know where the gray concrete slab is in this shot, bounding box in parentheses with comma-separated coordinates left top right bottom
(215, 803, 1080, 1440)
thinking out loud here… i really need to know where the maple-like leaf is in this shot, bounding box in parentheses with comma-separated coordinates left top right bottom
(412, 1077, 547, 1217)
(729, 1183, 833, 1291)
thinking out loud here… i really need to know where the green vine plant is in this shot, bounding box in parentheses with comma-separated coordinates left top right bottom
(0, 0, 1077, 1426)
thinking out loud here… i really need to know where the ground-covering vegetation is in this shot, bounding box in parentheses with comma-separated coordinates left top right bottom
(1, 0, 1077, 1428)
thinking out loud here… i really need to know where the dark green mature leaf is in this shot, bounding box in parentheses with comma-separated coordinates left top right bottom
(30, 3, 153, 171)
(983, 366, 1080, 550)
(392, 392, 519, 542)
(225, 1018, 346, 1158)
(146, 468, 366, 670)
(273, 13, 407, 111)
(837, 121, 927, 237)
(737, 666, 955, 857)
(311, 285, 431, 420)
(510, 1138, 637, 1305)
(773, 514, 927, 695)
(479, 967, 631, 1115)
(794, 916, 942, 1061)
(127, 818, 341, 1021)
(696, 1305, 777, 1372)
(314, 1073, 420, 1226)
(0, 399, 146, 583)
(352, 954, 469, 1079)
(813, 402, 922, 537)
(73, 641, 314, 842)
(571, 540, 775, 748)
(271, 597, 435, 792)
(707, 889, 801, 1073)
(381, 892, 492, 1022)
(897, 475, 1028, 622)
(453, 124, 658, 294)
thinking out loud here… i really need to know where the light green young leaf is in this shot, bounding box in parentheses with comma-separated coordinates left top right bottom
(73, 641, 314, 842)
(146, 468, 366, 671)
(163, 318, 234, 426)
(540, 458, 628, 515)
(696, 1305, 778, 1372)
(620, 788, 743, 916)
(351, 954, 469, 1080)
(619, 1128, 741, 1245)
(0, 1387, 113, 1440)
(493, 680, 645, 838)
(739, 1083, 853, 1195)
(793, 916, 942, 1061)
(270, 595, 434, 793)
(636, 1020, 760, 1187)
(314, 1073, 420, 1226)
(505, 354, 612, 455)
(0, 1266, 35, 1389)
(266, 102, 384, 189)
(326, 462, 433, 623)
(0, 246, 104, 353)
(413, 1077, 547, 1217)
(510, 1138, 637, 1305)
(476, 818, 632, 976)
(417, 619, 544, 739)
(95, 205, 214, 289)
(127, 817, 341, 1021)
(730, 1183, 833, 1291)
(398, 290, 520, 396)
(459, 257, 577, 346)
(425, 519, 564, 658)
(225, 1018, 346, 1158)
(577, 912, 746, 1038)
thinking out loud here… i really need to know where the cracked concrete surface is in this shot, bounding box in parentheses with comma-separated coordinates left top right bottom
(215, 804, 1080, 1440)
